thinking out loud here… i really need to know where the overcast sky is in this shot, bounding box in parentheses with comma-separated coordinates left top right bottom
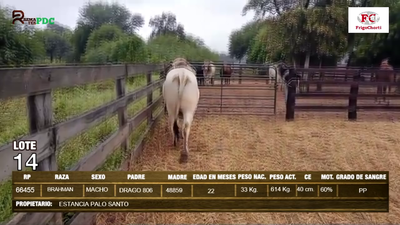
(1, 0, 255, 53)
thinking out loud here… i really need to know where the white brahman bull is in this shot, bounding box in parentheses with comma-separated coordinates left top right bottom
(163, 58, 199, 163)
(203, 61, 216, 85)
(268, 64, 284, 91)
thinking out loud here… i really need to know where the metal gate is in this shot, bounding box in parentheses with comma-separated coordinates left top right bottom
(196, 64, 278, 116)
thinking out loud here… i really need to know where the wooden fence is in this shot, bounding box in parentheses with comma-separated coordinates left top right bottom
(285, 68, 400, 120)
(0, 64, 164, 225)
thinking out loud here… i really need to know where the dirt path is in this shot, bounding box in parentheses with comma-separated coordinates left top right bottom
(98, 85, 400, 224)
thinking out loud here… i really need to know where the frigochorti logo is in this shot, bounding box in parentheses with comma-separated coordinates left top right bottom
(348, 7, 388, 33)
(356, 11, 381, 31)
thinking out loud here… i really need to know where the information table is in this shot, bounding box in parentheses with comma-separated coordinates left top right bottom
(13, 171, 389, 212)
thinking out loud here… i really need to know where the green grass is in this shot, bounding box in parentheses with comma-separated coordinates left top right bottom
(0, 74, 161, 223)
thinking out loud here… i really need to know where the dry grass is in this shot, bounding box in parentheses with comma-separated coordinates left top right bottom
(97, 86, 400, 224)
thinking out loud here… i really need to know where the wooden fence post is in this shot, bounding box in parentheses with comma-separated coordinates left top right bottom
(348, 71, 360, 121)
(306, 72, 310, 93)
(116, 64, 129, 152)
(147, 71, 153, 124)
(162, 64, 167, 114)
(316, 71, 324, 91)
(285, 69, 297, 121)
(27, 91, 62, 225)
(239, 65, 242, 84)
(299, 71, 304, 92)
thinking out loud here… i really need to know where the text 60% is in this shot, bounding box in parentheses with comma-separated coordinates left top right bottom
(320, 186, 334, 193)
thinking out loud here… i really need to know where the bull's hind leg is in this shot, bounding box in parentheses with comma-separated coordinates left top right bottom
(173, 120, 180, 146)
(169, 115, 179, 147)
(180, 117, 192, 164)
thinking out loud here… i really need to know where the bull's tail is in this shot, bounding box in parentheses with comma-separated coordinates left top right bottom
(172, 71, 190, 117)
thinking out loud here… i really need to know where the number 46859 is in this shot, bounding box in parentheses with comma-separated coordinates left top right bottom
(13, 153, 38, 171)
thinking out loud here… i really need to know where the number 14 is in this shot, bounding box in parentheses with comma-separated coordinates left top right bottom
(13, 153, 38, 171)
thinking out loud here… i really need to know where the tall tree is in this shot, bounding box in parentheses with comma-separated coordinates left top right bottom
(36, 29, 71, 63)
(228, 30, 248, 61)
(185, 34, 205, 47)
(46, 22, 70, 34)
(242, 0, 312, 19)
(78, 2, 144, 33)
(247, 25, 269, 63)
(148, 12, 186, 40)
(71, 2, 144, 61)
(0, 6, 45, 65)
(85, 24, 125, 50)
(351, 0, 400, 66)
(228, 21, 261, 61)
(71, 23, 92, 62)
(264, 4, 347, 67)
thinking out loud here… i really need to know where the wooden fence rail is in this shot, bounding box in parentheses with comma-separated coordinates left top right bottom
(285, 69, 400, 121)
(0, 64, 165, 225)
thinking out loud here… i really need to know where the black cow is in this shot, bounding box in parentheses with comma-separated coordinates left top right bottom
(194, 65, 205, 86)
(257, 64, 270, 84)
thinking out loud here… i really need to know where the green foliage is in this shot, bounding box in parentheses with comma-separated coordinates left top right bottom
(1, 2, 217, 66)
(228, 21, 261, 61)
(38, 29, 72, 62)
(0, 7, 45, 65)
(83, 41, 116, 63)
(233, 1, 351, 65)
(70, 2, 145, 61)
(247, 26, 268, 63)
(228, 30, 247, 61)
(351, 1, 400, 66)
(78, 2, 144, 33)
(147, 34, 219, 63)
(71, 23, 92, 62)
(305, 4, 347, 56)
(242, 0, 306, 19)
(112, 36, 148, 63)
(84, 34, 148, 63)
(148, 12, 185, 40)
(240, 0, 400, 66)
(86, 24, 125, 50)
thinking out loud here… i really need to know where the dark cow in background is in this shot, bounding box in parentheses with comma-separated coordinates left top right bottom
(257, 64, 269, 82)
(220, 63, 233, 85)
(376, 58, 395, 103)
(194, 64, 205, 86)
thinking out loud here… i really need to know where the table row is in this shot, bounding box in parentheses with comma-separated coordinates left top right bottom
(13, 171, 389, 182)
(13, 183, 388, 198)
(13, 199, 388, 212)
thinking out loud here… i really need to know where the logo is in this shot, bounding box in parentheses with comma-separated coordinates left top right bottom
(12, 10, 55, 25)
(348, 7, 389, 33)
(357, 11, 380, 25)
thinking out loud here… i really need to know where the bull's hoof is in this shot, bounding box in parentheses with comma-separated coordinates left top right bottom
(179, 153, 188, 164)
